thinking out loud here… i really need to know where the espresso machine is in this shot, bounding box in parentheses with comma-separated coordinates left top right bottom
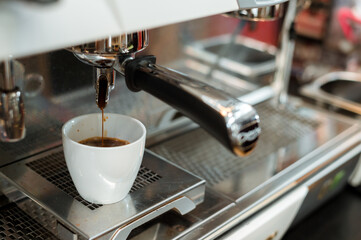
(1, 0, 361, 239)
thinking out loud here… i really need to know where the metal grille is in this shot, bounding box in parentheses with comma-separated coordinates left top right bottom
(0, 203, 58, 240)
(17, 199, 58, 236)
(26, 151, 162, 210)
(150, 102, 320, 186)
(131, 167, 162, 192)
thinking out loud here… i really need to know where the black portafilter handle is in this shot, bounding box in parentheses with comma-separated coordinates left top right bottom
(124, 55, 260, 156)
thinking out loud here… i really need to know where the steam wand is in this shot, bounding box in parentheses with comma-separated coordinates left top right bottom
(121, 55, 260, 156)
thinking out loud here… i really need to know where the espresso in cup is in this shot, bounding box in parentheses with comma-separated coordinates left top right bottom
(79, 137, 130, 147)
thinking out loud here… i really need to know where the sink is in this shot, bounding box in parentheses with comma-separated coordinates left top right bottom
(301, 71, 361, 115)
(320, 79, 361, 103)
(184, 34, 277, 78)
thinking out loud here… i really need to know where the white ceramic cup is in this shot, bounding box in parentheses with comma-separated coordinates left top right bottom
(62, 113, 146, 204)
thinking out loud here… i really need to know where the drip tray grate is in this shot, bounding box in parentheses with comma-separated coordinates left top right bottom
(26, 152, 162, 210)
(0, 148, 205, 240)
(150, 101, 320, 186)
(0, 203, 58, 240)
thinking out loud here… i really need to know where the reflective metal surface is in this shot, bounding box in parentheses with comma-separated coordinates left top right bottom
(184, 34, 277, 78)
(1, 60, 16, 90)
(0, 59, 26, 142)
(0, 149, 205, 240)
(0, 88, 25, 142)
(272, 0, 297, 105)
(0, 14, 360, 240)
(125, 58, 260, 156)
(0, 203, 59, 239)
(148, 100, 361, 239)
(226, 4, 285, 21)
(70, 32, 149, 68)
(0, 96, 65, 166)
(301, 71, 361, 115)
(71, 28, 262, 156)
(150, 100, 354, 194)
(70, 32, 149, 108)
(17, 198, 58, 236)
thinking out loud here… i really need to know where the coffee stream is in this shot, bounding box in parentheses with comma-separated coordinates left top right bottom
(78, 75, 130, 147)
(97, 76, 107, 147)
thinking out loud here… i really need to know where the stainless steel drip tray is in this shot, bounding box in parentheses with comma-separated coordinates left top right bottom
(0, 148, 205, 240)
(146, 100, 361, 239)
(151, 100, 357, 198)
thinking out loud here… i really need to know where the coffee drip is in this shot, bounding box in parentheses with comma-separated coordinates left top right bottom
(97, 75, 108, 146)
(78, 75, 129, 148)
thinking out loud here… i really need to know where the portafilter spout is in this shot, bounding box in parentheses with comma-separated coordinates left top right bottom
(70, 32, 148, 108)
(69, 31, 260, 156)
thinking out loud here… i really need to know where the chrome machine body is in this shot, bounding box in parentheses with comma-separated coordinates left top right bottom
(1, 0, 361, 240)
